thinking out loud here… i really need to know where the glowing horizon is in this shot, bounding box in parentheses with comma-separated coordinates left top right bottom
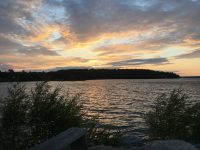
(0, 0, 200, 76)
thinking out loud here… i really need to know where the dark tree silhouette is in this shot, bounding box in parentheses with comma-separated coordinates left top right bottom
(8, 69, 14, 73)
(0, 69, 179, 82)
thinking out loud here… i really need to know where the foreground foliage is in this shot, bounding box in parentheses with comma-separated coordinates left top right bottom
(0, 82, 121, 150)
(86, 116, 122, 146)
(145, 89, 200, 142)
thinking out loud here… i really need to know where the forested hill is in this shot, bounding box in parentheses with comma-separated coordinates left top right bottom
(0, 69, 179, 82)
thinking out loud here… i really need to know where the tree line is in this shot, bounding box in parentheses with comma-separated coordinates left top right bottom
(0, 69, 179, 82)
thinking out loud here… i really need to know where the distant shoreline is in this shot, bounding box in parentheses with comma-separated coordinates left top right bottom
(0, 69, 180, 82)
(181, 76, 200, 78)
(0, 78, 183, 83)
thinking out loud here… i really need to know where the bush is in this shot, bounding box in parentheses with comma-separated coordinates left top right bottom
(0, 82, 121, 149)
(85, 116, 122, 146)
(28, 82, 84, 145)
(0, 84, 30, 149)
(186, 103, 200, 142)
(145, 89, 200, 142)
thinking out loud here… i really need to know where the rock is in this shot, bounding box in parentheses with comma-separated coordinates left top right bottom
(150, 140, 198, 150)
(31, 128, 87, 150)
(88, 145, 123, 150)
(133, 140, 198, 150)
(120, 135, 144, 148)
(194, 144, 200, 150)
(88, 140, 198, 150)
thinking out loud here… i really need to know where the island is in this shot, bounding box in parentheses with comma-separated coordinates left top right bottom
(0, 69, 179, 82)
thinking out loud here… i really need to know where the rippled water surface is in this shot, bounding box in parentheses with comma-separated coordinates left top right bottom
(1, 78, 200, 138)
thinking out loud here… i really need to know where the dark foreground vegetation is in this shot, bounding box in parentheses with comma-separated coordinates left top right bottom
(0, 69, 179, 82)
(1, 82, 198, 150)
(145, 89, 200, 143)
(0, 82, 121, 150)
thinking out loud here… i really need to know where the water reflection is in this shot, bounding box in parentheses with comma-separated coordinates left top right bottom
(0, 78, 200, 137)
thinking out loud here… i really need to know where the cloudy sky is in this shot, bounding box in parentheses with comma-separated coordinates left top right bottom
(0, 0, 200, 76)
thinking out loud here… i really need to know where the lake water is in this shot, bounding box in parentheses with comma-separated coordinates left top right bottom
(0, 78, 200, 138)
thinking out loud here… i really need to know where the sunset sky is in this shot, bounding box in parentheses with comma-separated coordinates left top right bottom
(0, 0, 200, 76)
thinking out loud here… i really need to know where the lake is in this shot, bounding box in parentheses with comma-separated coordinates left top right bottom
(0, 78, 200, 138)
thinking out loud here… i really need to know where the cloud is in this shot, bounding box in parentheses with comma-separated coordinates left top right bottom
(0, 35, 59, 56)
(108, 58, 169, 67)
(0, 0, 42, 35)
(17, 46, 60, 56)
(176, 49, 200, 59)
(0, 54, 91, 71)
(2, 0, 200, 48)
(0, 63, 13, 71)
(51, 0, 200, 44)
(0, 36, 20, 54)
(93, 44, 138, 56)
